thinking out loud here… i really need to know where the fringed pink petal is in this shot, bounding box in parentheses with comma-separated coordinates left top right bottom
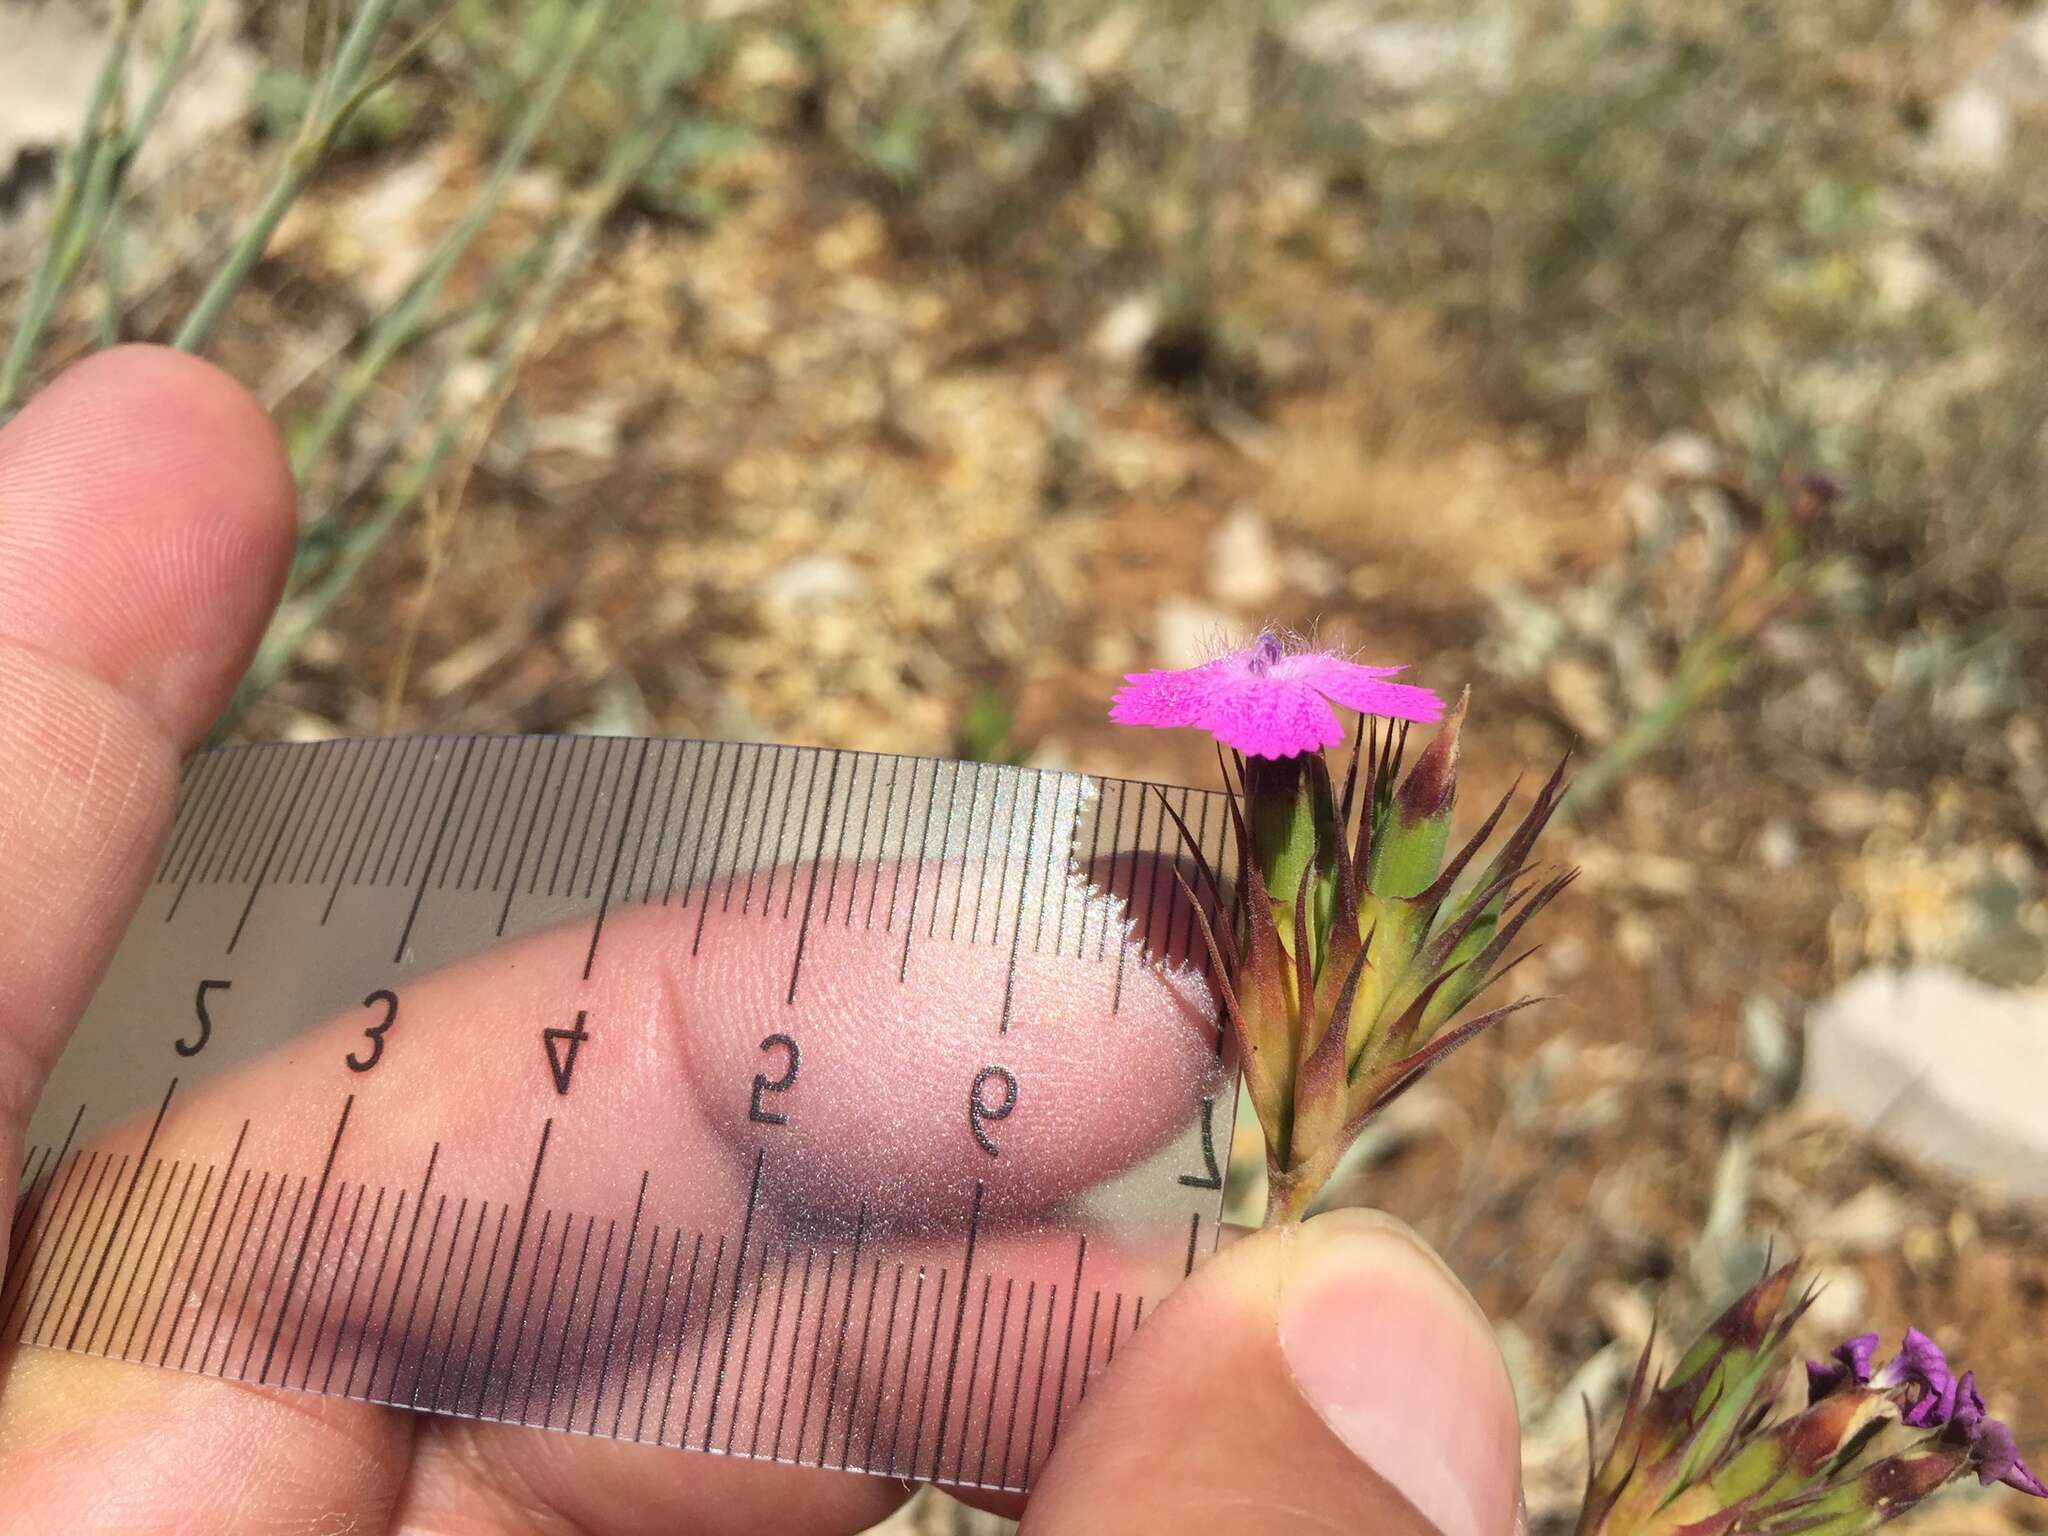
(1285, 654, 1446, 723)
(1268, 653, 1405, 681)
(1109, 635, 1440, 753)
(1109, 658, 1241, 729)
(1194, 674, 1345, 758)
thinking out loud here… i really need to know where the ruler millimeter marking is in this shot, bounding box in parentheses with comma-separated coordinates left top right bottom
(7, 735, 1238, 1493)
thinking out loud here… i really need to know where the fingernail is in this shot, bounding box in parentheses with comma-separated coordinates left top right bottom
(1278, 1209, 1520, 1536)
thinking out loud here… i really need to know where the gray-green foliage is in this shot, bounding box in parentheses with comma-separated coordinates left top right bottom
(1, 0, 752, 732)
(440, 0, 753, 222)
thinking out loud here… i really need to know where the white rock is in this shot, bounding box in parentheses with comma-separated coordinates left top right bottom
(1206, 508, 1284, 608)
(1335, 19, 1465, 92)
(0, 7, 104, 179)
(1802, 965, 2048, 1199)
(762, 554, 868, 610)
(1286, 2, 1515, 97)
(1981, 11, 2048, 110)
(1810, 1183, 1921, 1257)
(0, 0, 255, 253)
(1287, 547, 1343, 598)
(1646, 429, 1719, 482)
(528, 400, 623, 460)
(1026, 53, 1085, 115)
(1090, 294, 1159, 366)
(344, 153, 454, 308)
(1867, 238, 1941, 313)
(1804, 1265, 1870, 1339)
(1755, 818, 1801, 872)
(1545, 655, 1616, 744)
(1927, 81, 2013, 176)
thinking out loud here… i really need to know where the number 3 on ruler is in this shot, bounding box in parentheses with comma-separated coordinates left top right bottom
(346, 989, 401, 1073)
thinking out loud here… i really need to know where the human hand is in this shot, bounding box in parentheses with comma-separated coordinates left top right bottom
(0, 347, 1523, 1535)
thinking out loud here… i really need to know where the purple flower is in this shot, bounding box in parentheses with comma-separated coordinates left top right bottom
(1811, 1329, 1959, 1425)
(1949, 1371, 1986, 1440)
(1809, 1329, 1966, 1429)
(1937, 1373, 2046, 1498)
(1878, 1329, 1958, 1428)
(1808, 1332, 1880, 1401)
(1973, 1417, 2048, 1497)
(1812, 1334, 2046, 1500)
(1110, 630, 1444, 759)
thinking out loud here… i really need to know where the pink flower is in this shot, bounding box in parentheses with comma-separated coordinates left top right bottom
(1110, 630, 1444, 758)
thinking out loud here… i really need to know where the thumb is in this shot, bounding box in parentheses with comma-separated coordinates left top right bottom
(1019, 1208, 1523, 1536)
(0, 348, 292, 1243)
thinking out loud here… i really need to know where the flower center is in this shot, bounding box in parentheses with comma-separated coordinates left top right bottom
(1249, 631, 1284, 674)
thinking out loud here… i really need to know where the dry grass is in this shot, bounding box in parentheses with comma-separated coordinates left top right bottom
(1266, 314, 1601, 610)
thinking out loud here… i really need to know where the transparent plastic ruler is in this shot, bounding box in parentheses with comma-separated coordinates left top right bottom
(3, 736, 1237, 1494)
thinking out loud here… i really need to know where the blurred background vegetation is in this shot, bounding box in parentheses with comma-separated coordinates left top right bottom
(3, 1, 2045, 1530)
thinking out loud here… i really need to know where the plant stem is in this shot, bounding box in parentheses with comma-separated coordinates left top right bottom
(128, 0, 207, 152)
(99, 210, 126, 347)
(220, 12, 695, 734)
(0, 0, 144, 417)
(1264, 1141, 1341, 1226)
(171, 0, 407, 354)
(1561, 634, 1744, 822)
(286, 0, 619, 483)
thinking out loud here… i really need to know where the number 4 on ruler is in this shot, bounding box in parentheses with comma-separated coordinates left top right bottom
(543, 1010, 589, 1095)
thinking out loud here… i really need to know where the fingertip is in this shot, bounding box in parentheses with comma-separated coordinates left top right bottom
(1023, 1207, 1522, 1536)
(47, 341, 288, 448)
(1279, 1209, 1522, 1536)
(0, 345, 296, 746)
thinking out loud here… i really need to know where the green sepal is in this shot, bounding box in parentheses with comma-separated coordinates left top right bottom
(1354, 889, 1418, 1020)
(1709, 1430, 1792, 1508)
(1708, 1390, 1896, 1511)
(1757, 1451, 1966, 1536)
(1430, 891, 1501, 1010)
(1245, 756, 1315, 922)
(1414, 899, 1500, 1039)
(1370, 804, 1450, 900)
(1665, 1270, 1807, 1490)
(1244, 755, 1338, 975)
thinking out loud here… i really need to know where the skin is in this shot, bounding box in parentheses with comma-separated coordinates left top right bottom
(0, 346, 1524, 1536)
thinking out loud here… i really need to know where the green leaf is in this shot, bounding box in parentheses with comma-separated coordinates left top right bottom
(956, 686, 1026, 765)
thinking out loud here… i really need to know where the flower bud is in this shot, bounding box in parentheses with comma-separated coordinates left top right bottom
(1372, 689, 1465, 900)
